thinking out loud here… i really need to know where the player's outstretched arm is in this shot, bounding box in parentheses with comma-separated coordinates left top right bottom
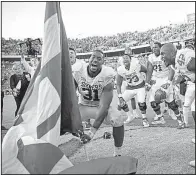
(146, 61, 153, 84)
(116, 73, 123, 95)
(92, 82, 114, 130)
(160, 66, 173, 91)
(20, 54, 32, 74)
(168, 66, 175, 82)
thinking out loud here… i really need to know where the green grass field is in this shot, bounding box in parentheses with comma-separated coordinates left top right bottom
(1, 92, 195, 174)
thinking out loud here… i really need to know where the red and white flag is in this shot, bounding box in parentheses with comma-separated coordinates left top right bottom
(2, 2, 83, 174)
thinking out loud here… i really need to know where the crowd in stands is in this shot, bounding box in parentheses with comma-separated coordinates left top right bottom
(2, 22, 195, 55)
(1, 22, 195, 94)
(1, 61, 15, 94)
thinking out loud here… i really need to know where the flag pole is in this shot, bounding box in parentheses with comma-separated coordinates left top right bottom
(84, 144, 89, 161)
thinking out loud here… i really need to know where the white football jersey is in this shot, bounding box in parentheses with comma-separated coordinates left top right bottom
(117, 57, 124, 67)
(175, 48, 195, 82)
(148, 53, 169, 78)
(117, 59, 145, 89)
(73, 64, 116, 106)
(71, 59, 86, 73)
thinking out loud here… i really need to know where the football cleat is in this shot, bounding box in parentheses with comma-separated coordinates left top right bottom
(133, 110, 140, 118)
(154, 89, 167, 104)
(163, 109, 169, 117)
(177, 122, 185, 129)
(114, 155, 121, 157)
(142, 118, 150, 128)
(184, 123, 189, 128)
(169, 110, 177, 120)
(154, 115, 159, 121)
(124, 116, 134, 124)
(151, 117, 166, 125)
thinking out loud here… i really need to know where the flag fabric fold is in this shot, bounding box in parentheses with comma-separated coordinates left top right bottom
(2, 2, 83, 174)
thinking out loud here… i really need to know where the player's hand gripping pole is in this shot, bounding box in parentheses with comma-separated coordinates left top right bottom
(79, 124, 97, 161)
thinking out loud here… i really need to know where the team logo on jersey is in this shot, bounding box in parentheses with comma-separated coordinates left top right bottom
(80, 81, 102, 90)
(79, 81, 103, 102)
(79, 77, 86, 83)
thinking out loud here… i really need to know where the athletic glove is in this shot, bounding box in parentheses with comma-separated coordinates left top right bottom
(80, 127, 97, 144)
(161, 80, 172, 92)
(118, 94, 129, 112)
(145, 83, 152, 91)
(173, 74, 191, 86)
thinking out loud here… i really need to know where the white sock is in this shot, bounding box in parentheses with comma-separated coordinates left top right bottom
(114, 146, 122, 156)
(183, 106, 190, 125)
(175, 113, 183, 124)
(157, 114, 162, 118)
(141, 114, 146, 119)
(133, 109, 137, 113)
(126, 110, 134, 120)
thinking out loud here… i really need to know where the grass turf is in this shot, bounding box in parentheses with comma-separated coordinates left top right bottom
(1, 93, 195, 174)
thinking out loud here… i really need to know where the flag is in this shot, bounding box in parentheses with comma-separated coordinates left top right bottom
(2, 2, 83, 174)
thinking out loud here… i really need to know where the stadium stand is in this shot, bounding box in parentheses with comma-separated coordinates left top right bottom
(1, 22, 195, 94)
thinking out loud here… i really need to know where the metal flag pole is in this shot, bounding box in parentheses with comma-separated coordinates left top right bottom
(84, 143, 89, 161)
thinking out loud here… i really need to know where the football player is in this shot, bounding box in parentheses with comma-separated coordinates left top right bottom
(69, 47, 90, 129)
(69, 47, 86, 72)
(117, 47, 140, 120)
(73, 50, 127, 157)
(116, 54, 149, 127)
(160, 43, 195, 128)
(146, 42, 184, 128)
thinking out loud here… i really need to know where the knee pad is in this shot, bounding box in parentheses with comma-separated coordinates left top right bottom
(109, 108, 127, 127)
(138, 102, 147, 112)
(151, 101, 160, 112)
(168, 100, 178, 111)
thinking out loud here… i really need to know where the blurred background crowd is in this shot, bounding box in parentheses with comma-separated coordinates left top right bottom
(1, 22, 195, 95)
(2, 22, 194, 55)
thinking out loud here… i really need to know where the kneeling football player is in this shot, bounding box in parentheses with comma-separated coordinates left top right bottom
(73, 50, 127, 157)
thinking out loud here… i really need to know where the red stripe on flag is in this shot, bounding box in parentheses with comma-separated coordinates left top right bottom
(17, 138, 64, 174)
(58, 3, 83, 135)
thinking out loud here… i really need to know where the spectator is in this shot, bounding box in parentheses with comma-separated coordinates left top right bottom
(1, 77, 8, 130)
(21, 54, 39, 78)
(1, 23, 195, 54)
(176, 42, 182, 50)
(1, 90, 7, 130)
(10, 63, 31, 117)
